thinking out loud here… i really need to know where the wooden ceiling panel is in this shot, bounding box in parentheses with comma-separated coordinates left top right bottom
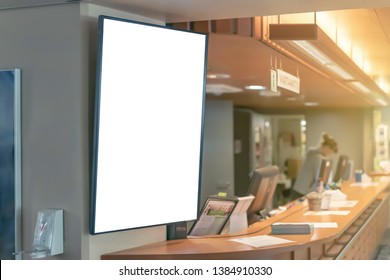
(323, 9, 390, 96)
(206, 33, 376, 109)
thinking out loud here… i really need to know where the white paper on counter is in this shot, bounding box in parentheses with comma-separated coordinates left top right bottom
(349, 182, 379, 187)
(330, 200, 358, 208)
(230, 235, 294, 248)
(304, 210, 350, 216)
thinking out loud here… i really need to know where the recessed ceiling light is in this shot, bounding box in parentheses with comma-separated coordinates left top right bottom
(304, 102, 319, 106)
(245, 85, 266, 90)
(206, 84, 242, 95)
(207, 73, 231, 79)
(259, 90, 281, 97)
(286, 97, 298, 101)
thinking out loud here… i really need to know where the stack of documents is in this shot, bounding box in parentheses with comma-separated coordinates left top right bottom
(271, 223, 314, 234)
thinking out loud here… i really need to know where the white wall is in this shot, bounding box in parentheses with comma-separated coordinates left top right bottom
(0, 3, 85, 259)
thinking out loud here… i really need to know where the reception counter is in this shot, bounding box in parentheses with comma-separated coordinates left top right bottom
(101, 180, 389, 260)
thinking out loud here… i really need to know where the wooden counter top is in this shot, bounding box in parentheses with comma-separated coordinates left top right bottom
(101, 180, 389, 260)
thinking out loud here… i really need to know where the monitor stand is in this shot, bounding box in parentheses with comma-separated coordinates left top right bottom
(247, 209, 269, 226)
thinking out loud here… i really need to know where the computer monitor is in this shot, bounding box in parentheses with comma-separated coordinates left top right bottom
(343, 160, 354, 181)
(315, 158, 332, 187)
(333, 155, 349, 183)
(246, 165, 280, 225)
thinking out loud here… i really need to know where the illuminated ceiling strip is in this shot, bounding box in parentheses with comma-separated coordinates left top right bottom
(376, 98, 388, 106)
(350, 81, 370, 93)
(292, 40, 354, 80)
(292, 40, 331, 65)
(326, 64, 354, 81)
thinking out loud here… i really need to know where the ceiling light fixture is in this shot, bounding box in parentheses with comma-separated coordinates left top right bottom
(245, 85, 266, 90)
(376, 98, 388, 106)
(350, 81, 370, 94)
(292, 40, 331, 65)
(291, 40, 354, 80)
(207, 73, 231, 79)
(206, 84, 242, 96)
(286, 97, 298, 101)
(325, 64, 354, 81)
(259, 90, 281, 97)
(304, 102, 319, 107)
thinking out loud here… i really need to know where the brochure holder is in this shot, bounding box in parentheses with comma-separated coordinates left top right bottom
(31, 209, 64, 258)
(188, 195, 238, 236)
(221, 195, 255, 234)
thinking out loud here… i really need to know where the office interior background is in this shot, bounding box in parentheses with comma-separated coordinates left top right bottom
(1, 0, 390, 259)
